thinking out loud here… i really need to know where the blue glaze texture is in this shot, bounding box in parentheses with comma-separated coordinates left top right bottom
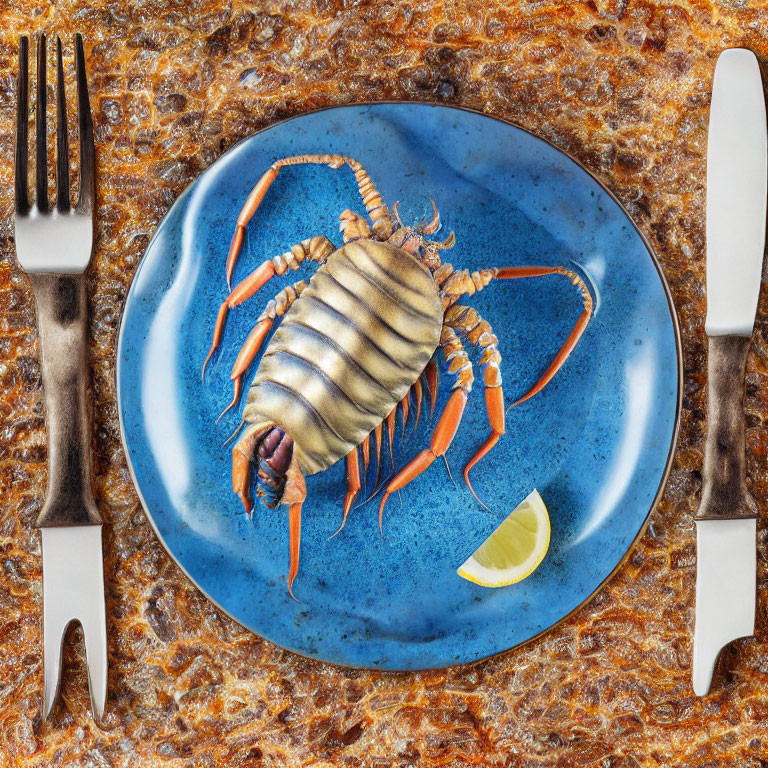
(117, 104, 680, 669)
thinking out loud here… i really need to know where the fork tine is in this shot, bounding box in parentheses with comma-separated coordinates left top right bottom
(74, 34, 94, 215)
(15, 37, 29, 215)
(55, 38, 70, 213)
(82, 584, 108, 723)
(35, 33, 49, 213)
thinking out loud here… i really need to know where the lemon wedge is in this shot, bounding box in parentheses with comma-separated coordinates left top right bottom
(457, 489, 550, 587)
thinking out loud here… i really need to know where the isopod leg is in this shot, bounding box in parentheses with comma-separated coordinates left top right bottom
(361, 434, 370, 473)
(512, 311, 590, 406)
(282, 455, 307, 599)
(378, 390, 468, 532)
(462, 387, 505, 507)
(440, 264, 593, 405)
(330, 448, 362, 539)
(217, 281, 307, 419)
(268, 155, 394, 240)
(204, 237, 333, 377)
(412, 379, 423, 430)
(204, 261, 275, 377)
(227, 154, 394, 285)
(373, 423, 383, 487)
(423, 359, 438, 416)
(444, 305, 505, 502)
(288, 502, 302, 600)
(226, 167, 279, 287)
(379, 327, 473, 530)
(400, 392, 410, 432)
(386, 408, 396, 466)
(494, 266, 592, 405)
(217, 319, 272, 420)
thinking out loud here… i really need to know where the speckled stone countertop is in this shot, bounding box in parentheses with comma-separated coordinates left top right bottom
(0, 1, 767, 766)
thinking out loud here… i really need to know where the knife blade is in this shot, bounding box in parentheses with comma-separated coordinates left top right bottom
(693, 48, 767, 697)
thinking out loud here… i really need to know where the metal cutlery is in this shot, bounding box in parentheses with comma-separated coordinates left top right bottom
(13, 33, 107, 721)
(693, 48, 767, 696)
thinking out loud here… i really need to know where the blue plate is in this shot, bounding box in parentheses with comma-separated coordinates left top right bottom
(117, 104, 680, 669)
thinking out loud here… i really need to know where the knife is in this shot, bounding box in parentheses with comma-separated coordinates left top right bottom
(693, 48, 767, 696)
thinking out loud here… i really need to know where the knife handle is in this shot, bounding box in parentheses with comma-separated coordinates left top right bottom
(28, 273, 101, 528)
(696, 335, 758, 521)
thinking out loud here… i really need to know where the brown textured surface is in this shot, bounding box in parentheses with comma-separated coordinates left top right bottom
(0, 1, 767, 766)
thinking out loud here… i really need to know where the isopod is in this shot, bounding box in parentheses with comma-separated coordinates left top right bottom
(203, 154, 593, 596)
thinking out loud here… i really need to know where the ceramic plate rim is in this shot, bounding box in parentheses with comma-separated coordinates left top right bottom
(115, 101, 683, 671)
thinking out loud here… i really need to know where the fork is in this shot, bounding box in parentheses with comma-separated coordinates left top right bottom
(13, 34, 107, 721)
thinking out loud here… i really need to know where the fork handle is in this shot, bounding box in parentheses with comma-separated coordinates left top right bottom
(28, 273, 101, 528)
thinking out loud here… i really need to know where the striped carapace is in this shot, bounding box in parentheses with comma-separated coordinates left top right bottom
(203, 154, 594, 597)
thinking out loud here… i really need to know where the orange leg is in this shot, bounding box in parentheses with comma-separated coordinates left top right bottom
(439, 266, 592, 503)
(226, 154, 394, 286)
(204, 236, 334, 377)
(288, 503, 302, 599)
(391, 200, 403, 227)
(373, 423, 384, 487)
(463, 387, 504, 506)
(379, 389, 468, 532)
(423, 359, 439, 416)
(412, 379, 423, 430)
(444, 305, 505, 503)
(494, 266, 592, 405)
(282, 455, 307, 599)
(330, 448, 362, 539)
(441, 264, 593, 406)
(400, 378, 428, 434)
(216, 282, 306, 419)
(226, 167, 278, 288)
(374, 424, 383, 464)
(379, 327, 473, 531)
(361, 434, 370, 473)
(386, 408, 397, 466)
(512, 310, 590, 406)
(217, 318, 271, 421)
(204, 261, 274, 378)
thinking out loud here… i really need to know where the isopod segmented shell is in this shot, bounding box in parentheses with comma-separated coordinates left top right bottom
(242, 239, 443, 474)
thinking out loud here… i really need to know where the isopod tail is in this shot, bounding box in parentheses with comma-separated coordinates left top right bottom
(232, 424, 269, 516)
(231, 422, 308, 597)
(255, 426, 294, 508)
(232, 423, 295, 514)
